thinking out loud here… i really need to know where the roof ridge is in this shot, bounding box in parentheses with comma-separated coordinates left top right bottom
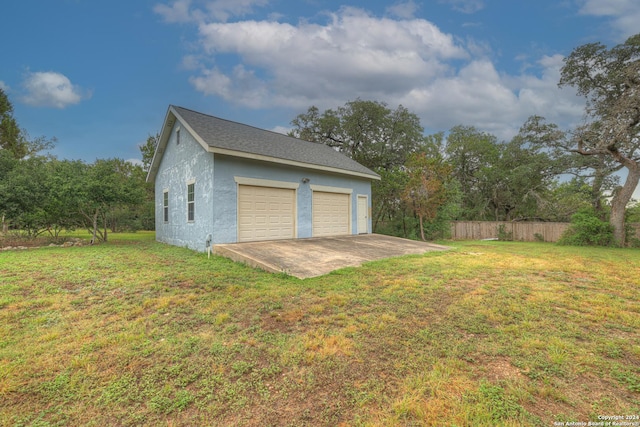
(172, 105, 320, 145)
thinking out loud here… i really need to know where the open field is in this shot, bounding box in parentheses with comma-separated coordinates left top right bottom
(1, 235, 639, 426)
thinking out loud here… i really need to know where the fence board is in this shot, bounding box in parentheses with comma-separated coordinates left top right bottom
(450, 221, 640, 242)
(450, 221, 569, 242)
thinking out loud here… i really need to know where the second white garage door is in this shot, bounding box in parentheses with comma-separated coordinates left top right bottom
(238, 185, 295, 242)
(312, 191, 350, 237)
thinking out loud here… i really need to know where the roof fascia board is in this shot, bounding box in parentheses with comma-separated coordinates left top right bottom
(146, 107, 175, 183)
(211, 147, 381, 180)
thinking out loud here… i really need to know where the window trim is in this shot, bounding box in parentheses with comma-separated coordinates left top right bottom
(187, 181, 195, 222)
(163, 190, 169, 223)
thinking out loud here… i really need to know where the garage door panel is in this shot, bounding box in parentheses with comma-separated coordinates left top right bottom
(313, 192, 350, 237)
(238, 185, 295, 242)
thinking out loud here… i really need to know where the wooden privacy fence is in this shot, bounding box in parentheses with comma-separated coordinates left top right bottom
(450, 221, 570, 242)
(450, 221, 640, 242)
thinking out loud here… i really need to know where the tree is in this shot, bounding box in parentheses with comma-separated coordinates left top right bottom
(401, 152, 453, 241)
(559, 33, 640, 245)
(79, 159, 146, 243)
(0, 154, 50, 236)
(0, 89, 55, 159)
(517, 115, 621, 218)
(139, 133, 159, 173)
(0, 88, 28, 159)
(290, 99, 424, 170)
(444, 125, 500, 220)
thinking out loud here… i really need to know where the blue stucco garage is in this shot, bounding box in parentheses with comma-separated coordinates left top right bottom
(146, 105, 380, 251)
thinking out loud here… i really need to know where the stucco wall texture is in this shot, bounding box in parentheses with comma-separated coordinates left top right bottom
(155, 122, 372, 251)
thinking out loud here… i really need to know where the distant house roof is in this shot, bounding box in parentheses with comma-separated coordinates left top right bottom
(147, 105, 380, 183)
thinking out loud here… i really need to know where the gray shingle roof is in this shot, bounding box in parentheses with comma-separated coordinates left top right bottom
(172, 106, 379, 179)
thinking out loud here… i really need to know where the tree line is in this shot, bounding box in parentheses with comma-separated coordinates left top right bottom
(1, 34, 638, 246)
(289, 34, 640, 246)
(0, 88, 155, 242)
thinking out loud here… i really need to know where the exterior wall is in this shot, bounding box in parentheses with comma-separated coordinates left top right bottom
(154, 123, 214, 251)
(211, 155, 372, 244)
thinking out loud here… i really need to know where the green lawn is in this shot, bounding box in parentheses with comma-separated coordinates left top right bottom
(1, 235, 639, 426)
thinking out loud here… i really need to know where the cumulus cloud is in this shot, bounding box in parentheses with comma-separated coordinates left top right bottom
(154, 0, 269, 23)
(154, 0, 194, 23)
(578, 0, 640, 39)
(192, 7, 467, 108)
(156, 3, 586, 139)
(386, 1, 420, 19)
(21, 71, 88, 108)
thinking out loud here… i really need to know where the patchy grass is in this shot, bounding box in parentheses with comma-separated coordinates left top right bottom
(1, 237, 639, 426)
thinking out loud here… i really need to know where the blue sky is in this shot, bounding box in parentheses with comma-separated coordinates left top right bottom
(1, 0, 638, 165)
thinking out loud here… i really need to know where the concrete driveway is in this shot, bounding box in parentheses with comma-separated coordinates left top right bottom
(213, 234, 450, 279)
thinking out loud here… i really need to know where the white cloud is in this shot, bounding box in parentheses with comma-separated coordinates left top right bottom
(0, 81, 8, 91)
(578, 0, 640, 39)
(386, 1, 420, 19)
(161, 5, 587, 140)
(271, 125, 291, 135)
(154, 0, 269, 23)
(192, 7, 467, 109)
(21, 71, 88, 109)
(205, 0, 269, 22)
(439, 0, 485, 14)
(155, 0, 189, 22)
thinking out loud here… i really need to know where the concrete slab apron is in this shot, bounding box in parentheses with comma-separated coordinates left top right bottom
(213, 234, 450, 279)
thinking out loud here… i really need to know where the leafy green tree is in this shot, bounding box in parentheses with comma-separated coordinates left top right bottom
(0, 154, 52, 236)
(371, 166, 409, 234)
(401, 152, 453, 241)
(559, 33, 640, 245)
(535, 179, 593, 222)
(79, 158, 146, 243)
(290, 99, 424, 170)
(0, 89, 27, 159)
(444, 125, 500, 220)
(139, 133, 159, 173)
(0, 89, 55, 160)
(493, 128, 563, 221)
(43, 159, 87, 236)
(519, 115, 621, 219)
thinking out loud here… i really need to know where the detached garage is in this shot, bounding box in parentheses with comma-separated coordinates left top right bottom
(147, 105, 380, 251)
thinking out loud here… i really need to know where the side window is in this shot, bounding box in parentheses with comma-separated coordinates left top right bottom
(176, 127, 181, 145)
(187, 182, 195, 222)
(163, 190, 169, 223)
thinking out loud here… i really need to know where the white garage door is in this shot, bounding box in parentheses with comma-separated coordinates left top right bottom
(238, 185, 295, 242)
(312, 191, 350, 237)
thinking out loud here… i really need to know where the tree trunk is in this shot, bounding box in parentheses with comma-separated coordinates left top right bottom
(418, 214, 426, 241)
(91, 209, 98, 245)
(591, 164, 606, 219)
(102, 212, 108, 243)
(609, 163, 640, 246)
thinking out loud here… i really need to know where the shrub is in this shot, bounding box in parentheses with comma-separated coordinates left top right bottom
(558, 209, 615, 246)
(497, 224, 513, 241)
